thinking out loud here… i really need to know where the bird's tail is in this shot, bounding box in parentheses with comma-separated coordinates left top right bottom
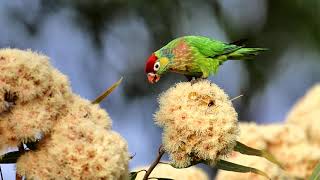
(227, 48, 268, 60)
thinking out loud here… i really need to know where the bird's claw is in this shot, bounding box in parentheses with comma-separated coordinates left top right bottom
(190, 77, 204, 85)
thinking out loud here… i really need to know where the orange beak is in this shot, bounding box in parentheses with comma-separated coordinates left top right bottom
(147, 73, 160, 84)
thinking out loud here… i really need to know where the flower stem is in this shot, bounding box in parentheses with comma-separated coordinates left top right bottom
(142, 145, 165, 180)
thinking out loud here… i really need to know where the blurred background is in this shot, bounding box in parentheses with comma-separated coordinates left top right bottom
(0, 0, 319, 179)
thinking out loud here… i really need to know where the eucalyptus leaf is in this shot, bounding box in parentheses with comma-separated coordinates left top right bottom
(130, 171, 139, 180)
(216, 159, 270, 180)
(309, 161, 320, 180)
(92, 77, 123, 104)
(0, 151, 22, 164)
(234, 141, 283, 168)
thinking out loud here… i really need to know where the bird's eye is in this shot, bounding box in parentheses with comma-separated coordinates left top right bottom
(154, 62, 160, 71)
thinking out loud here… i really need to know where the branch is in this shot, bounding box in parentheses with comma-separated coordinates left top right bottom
(142, 145, 165, 180)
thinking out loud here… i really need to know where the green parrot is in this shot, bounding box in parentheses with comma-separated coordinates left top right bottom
(145, 35, 267, 83)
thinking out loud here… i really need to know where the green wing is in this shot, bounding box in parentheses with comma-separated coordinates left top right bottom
(183, 36, 241, 58)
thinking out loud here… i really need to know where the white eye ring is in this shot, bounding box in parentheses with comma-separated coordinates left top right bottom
(154, 62, 160, 71)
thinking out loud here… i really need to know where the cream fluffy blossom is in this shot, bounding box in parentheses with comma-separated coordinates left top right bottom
(286, 84, 320, 145)
(154, 80, 238, 168)
(216, 143, 320, 180)
(237, 122, 307, 152)
(134, 163, 209, 180)
(0, 49, 54, 105)
(17, 130, 129, 180)
(0, 48, 129, 179)
(67, 95, 112, 129)
(276, 143, 320, 178)
(16, 91, 127, 179)
(216, 122, 320, 179)
(0, 48, 72, 152)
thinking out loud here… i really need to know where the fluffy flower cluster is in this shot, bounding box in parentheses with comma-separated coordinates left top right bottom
(154, 80, 238, 168)
(217, 83, 320, 179)
(0, 49, 129, 179)
(286, 84, 320, 145)
(216, 121, 320, 179)
(217, 84, 320, 180)
(133, 163, 208, 180)
(0, 49, 72, 152)
(17, 97, 128, 179)
(238, 123, 307, 152)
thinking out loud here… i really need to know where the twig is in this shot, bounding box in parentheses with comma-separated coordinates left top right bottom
(158, 161, 169, 165)
(142, 145, 165, 180)
(135, 169, 147, 175)
(0, 165, 3, 180)
(137, 169, 147, 173)
(16, 143, 25, 180)
(230, 94, 243, 102)
(130, 152, 136, 160)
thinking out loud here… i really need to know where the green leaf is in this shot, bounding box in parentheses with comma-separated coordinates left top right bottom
(130, 171, 139, 180)
(92, 77, 123, 104)
(129, 170, 147, 180)
(234, 141, 283, 168)
(0, 151, 22, 164)
(216, 159, 270, 180)
(309, 161, 320, 180)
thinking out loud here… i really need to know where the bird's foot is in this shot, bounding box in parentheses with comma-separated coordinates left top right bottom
(190, 77, 205, 85)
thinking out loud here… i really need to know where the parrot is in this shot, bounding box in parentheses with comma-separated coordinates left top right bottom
(145, 35, 267, 83)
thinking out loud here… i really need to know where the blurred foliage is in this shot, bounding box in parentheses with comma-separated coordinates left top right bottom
(7, 0, 62, 36)
(68, 0, 127, 48)
(7, 0, 320, 119)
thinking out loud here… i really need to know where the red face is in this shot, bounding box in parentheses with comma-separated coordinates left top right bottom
(145, 53, 160, 84)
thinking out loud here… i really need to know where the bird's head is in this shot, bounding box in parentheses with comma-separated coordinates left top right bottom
(145, 53, 170, 84)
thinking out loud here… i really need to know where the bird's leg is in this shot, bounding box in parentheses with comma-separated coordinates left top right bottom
(190, 77, 205, 85)
(185, 75, 199, 85)
(184, 75, 194, 82)
(190, 77, 197, 85)
(185, 73, 205, 85)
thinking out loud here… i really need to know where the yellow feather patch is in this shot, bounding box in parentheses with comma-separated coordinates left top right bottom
(160, 57, 169, 67)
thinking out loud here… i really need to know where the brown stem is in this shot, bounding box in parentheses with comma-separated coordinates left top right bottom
(16, 143, 25, 180)
(142, 145, 165, 180)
